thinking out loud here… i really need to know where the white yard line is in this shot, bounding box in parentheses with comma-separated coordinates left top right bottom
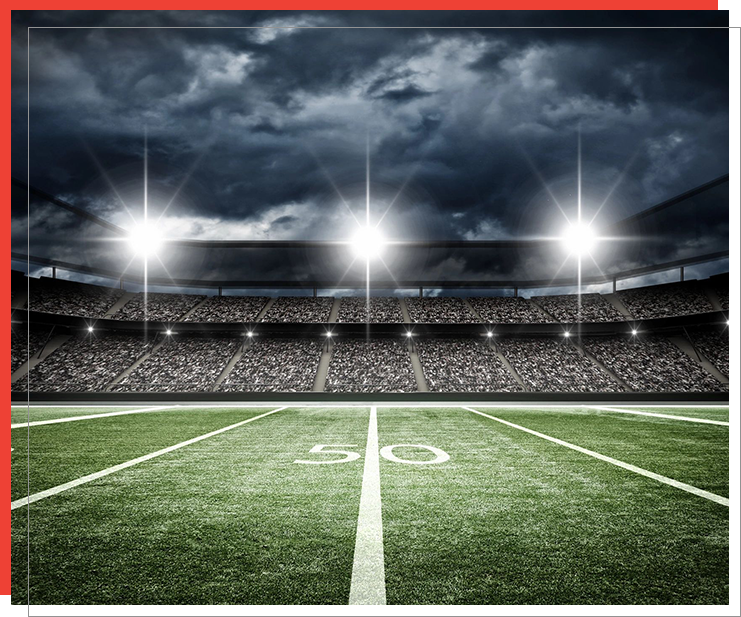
(10, 405, 182, 429)
(11, 407, 286, 511)
(462, 407, 729, 507)
(584, 405, 729, 426)
(348, 406, 386, 605)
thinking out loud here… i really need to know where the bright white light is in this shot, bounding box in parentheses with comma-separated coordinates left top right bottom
(487, 331, 493, 338)
(246, 331, 253, 338)
(325, 331, 333, 338)
(563, 331, 571, 338)
(128, 222, 163, 257)
(561, 222, 597, 257)
(351, 226, 385, 260)
(165, 329, 172, 336)
(87, 326, 94, 333)
(726, 320, 730, 327)
(406, 331, 413, 338)
(631, 329, 638, 336)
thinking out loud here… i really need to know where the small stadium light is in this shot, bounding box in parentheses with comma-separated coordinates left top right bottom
(246, 331, 254, 338)
(165, 329, 172, 336)
(563, 331, 571, 338)
(128, 222, 163, 257)
(406, 331, 413, 338)
(350, 225, 385, 260)
(631, 329, 638, 336)
(325, 331, 333, 338)
(87, 326, 94, 333)
(727, 320, 730, 327)
(486, 331, 493, 338)
(561, 221, 597, 257)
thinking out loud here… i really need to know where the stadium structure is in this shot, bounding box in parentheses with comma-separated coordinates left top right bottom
(11, 174, 730, 403)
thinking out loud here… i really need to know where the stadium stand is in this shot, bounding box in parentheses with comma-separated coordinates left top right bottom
(21, 334, 154, 392)
(417, 339, 522, 392)
(533, 293, 626, 322)
(406, 297, 477, 323)
(218, 338, 321, 392)
(581, 335, 723, 392)
(112, 336, 240, 392)
(497, 338, 624, 393)
(618, 281, 713, 320)
(183, 295, 268, 323)
(111, 292, 205, 322)
(689, 330, 729, 378)
(467, 296, 553, 323)
(336, 297, 404, 323)
(261, 297, 333, 323)
(325, 339, 417, 392)
(29, 277, 124, 319)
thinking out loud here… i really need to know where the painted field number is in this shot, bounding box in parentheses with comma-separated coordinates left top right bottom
(295, 444, 449, 465)
(294, 444, 361, 464)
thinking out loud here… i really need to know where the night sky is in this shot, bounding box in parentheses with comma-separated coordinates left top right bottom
(11, 11, 730, 294)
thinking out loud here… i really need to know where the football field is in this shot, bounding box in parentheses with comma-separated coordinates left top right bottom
(10, 404, 729, 605)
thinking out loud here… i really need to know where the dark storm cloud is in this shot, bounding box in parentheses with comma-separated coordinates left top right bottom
(11, 10, 729, 287)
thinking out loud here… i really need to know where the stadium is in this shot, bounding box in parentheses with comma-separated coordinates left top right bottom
(10, 10, 733, 610)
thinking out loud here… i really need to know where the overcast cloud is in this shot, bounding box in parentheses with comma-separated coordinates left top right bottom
(11, 11, 730, 289)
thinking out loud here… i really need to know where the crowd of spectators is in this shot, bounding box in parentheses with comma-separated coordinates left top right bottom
(618, 282, 713, 320)
(22, 334, 154, 392)
(183, 296, 268, 323)
(417, 339, 522, 392)
(112, 292, 205, 322)
(29, 278, 124, 319)
(406, 298, 477, 323)
(11, 327, 49, 374)
(716, 287, 729, 311)
(467, 296, 553, 323)
(581, 335, 723, 392)
(261, 297, 333, 323)
(113, 336, 239, 392)
(336, 297, 404, 323)
(219, 338, 321, 392)
(497, 337, 623, 392)
(533, 293, 625, 323)
(325, 339, 417, 392)
(689, 330, 729, 378)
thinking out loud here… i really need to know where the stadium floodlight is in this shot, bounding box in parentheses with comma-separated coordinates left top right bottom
(246, 331, 254, 338)
(406, 331, 413, 338)
(325, 331, 333, 338)
(87, 326, 94, 333)
(561, 221, 597, 257)
(165, 329, 172, 336)
(563, 331, 571, 338)
(128, 222, 163, 257)
(486, 331, 494, 338)
(631, 329, 638, 336)
(350, 225, 385, 260)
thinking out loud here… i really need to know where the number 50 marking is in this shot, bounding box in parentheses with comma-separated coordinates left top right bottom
(294, 444, 449, 465)
(294, 444, 361, 464)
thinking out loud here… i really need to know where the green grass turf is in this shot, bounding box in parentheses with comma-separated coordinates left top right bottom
(11, 405, 155, 424)
(12, 407, 367, 605)
(473, 407, 728, 498)
(11, 407, 274, 502)
(378, 407, 728, 604)
(618, 406, 729, 422)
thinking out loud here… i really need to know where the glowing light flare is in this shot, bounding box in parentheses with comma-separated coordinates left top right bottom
(128, 222, 163, 257)
(561, 222, 598, 257)
(351, 225, 385, 261)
